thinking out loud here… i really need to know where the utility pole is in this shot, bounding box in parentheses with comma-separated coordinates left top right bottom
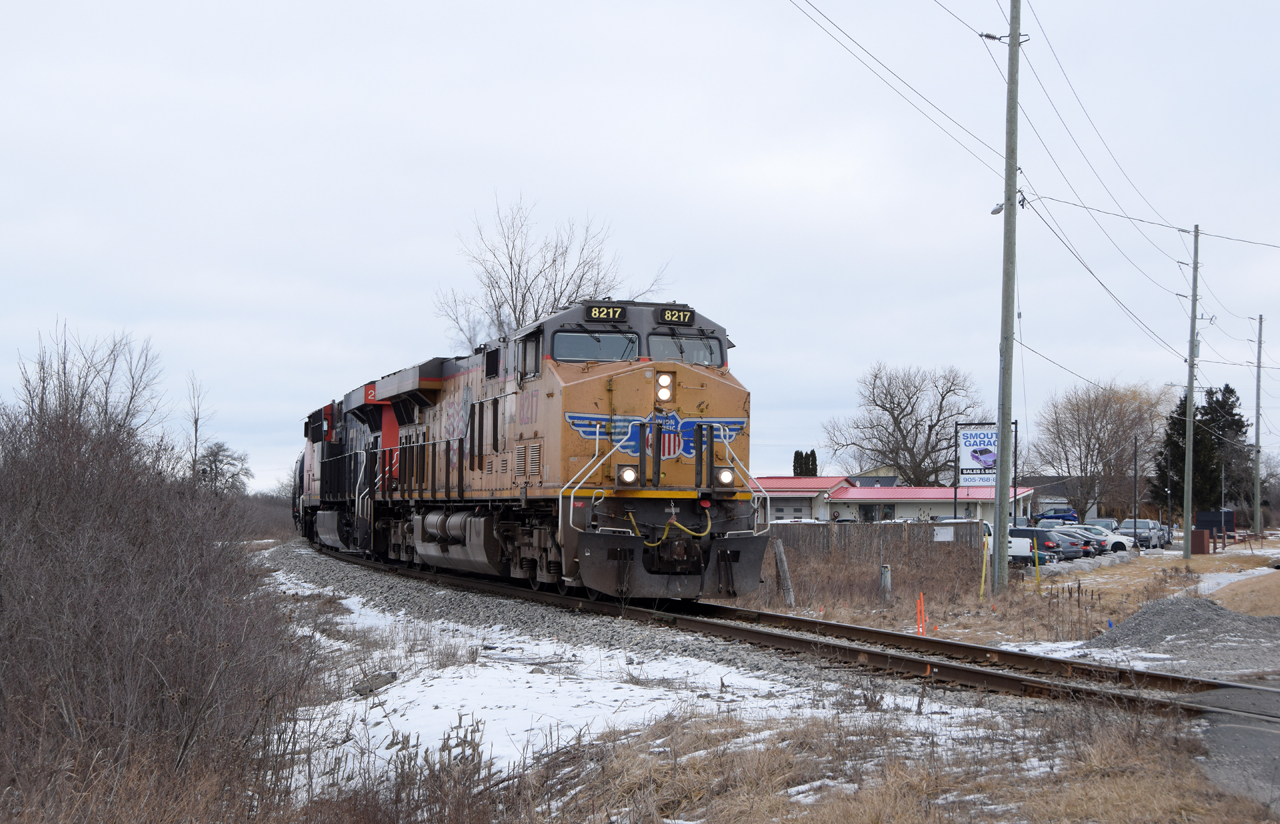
(1133, 434, 1139, 532)
(1255, 315, 1264, 541)
(992, 0, 1022, 592)
(1182, 225, 1200, 559)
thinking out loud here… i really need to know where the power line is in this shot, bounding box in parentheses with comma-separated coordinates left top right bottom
(1015, 338, 1258, 453)
(1023, 1, 1181, 231)
(1199, 359, 1280, 372)
(786, 0, 1004, 177)
(1013, 76, 1183, 297)
(930, 0, 982, 37)
(1021, 194, 1186, 360)
(1198, 270, 1253, 323)
(1028, 196, 1280, 251)
(1200, 230, 1280, 251)
(1013, 338, 1103, 389)
(1016, 17, 1186, 268)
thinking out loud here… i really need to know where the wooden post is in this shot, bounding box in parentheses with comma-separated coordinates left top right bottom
(770, 538, 795, 608)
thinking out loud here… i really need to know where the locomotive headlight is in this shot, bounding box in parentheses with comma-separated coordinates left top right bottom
(716, 467, 735, 487)
(616, 464, 641, 487)
(655, 372, 675, 403)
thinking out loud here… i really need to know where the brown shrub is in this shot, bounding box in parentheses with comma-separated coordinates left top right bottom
(0, 332, 314, 819)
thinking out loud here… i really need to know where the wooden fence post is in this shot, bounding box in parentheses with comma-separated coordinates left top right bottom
(771, 537, 795, 608)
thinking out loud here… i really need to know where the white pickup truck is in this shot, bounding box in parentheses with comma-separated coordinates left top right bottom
(942, 519, 1050, 565)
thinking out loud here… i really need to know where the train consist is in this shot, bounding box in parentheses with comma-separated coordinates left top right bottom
(292, 300, 769, 600)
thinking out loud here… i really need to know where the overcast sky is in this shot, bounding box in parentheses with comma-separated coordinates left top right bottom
(4, 1, 1278, 490)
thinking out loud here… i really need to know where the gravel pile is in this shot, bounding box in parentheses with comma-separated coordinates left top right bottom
(1082, 596, 1280, 677)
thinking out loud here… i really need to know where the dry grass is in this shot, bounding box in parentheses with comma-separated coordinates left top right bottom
(717, 537, 1280, 647)
(509, 681, 1274, 823)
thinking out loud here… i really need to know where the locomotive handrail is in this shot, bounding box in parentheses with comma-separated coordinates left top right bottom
(708, 422, 770, 537)
(559, 419, 642, 539)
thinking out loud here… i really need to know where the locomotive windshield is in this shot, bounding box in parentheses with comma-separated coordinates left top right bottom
(551, 331, 639, 362)
(648, 334, 723, 367)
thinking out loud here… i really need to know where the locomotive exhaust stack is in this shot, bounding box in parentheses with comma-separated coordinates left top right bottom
(293, 300, 769, 601)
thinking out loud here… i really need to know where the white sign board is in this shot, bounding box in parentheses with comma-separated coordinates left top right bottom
(958, 426, 999, 486)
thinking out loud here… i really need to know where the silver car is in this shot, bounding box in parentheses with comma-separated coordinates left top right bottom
(1117, 519, 1157, 548)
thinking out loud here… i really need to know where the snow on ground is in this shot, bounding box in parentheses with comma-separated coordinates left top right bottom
(272, 566, 997, 772)
(1193, 564, 1277, 595)
(1000, 639, 1193, 672)
(998, 548, 1280, 671)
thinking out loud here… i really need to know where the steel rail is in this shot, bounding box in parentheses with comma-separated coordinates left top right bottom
(677, 602, 1269, 696)
(307, 546, 1280, 724)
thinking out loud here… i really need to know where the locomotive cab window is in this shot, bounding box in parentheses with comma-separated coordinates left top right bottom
(551, 332, 639, 363)
(647, 334, 723, 367)
(519, 333, 542, 378)
(484, 347, 500, 379)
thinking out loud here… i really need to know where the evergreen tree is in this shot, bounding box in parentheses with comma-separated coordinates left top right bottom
(792, 449, 819, 476)
(1150, 385, 1250, 519)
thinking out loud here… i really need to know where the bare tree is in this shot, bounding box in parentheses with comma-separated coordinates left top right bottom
(1030, 381, 1173, 518)
(198, 440, 255, 495)
(822, 362, 989, 486)
(438, 197, 665, 351)
(185, 371, 211, 481)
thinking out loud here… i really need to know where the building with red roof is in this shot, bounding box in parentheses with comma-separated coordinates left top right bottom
(756, 475, 1032, 523)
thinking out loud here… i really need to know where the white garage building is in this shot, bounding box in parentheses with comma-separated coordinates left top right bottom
(757, 476, 1033, 523)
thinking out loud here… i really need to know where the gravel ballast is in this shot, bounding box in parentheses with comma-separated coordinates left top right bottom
(1082, 596, 1280, 678)
(264, 541, 1015, 710)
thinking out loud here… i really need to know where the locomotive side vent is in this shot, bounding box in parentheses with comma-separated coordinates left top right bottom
(528, 443, 541, 476)
(486, 458, 493, 474)
(501, 457, 508, 474)
(514, 445, 526, 476)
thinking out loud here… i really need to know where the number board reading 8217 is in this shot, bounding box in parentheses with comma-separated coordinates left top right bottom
(586, 304, 626, 322)
(654, 307, 695, 326)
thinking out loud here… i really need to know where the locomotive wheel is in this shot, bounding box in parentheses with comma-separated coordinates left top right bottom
(585, 587, 602, 601)
(529, 578, 543, 592)
(556, 580, 571, 596)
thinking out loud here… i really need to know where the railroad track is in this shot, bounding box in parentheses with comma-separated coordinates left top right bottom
(307, 545, 1280, 725)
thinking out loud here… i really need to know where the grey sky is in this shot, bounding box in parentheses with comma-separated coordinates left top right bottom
(4, 1, 1278, 490)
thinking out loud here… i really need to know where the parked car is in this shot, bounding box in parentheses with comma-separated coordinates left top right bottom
(1009, 527, 1065, 560)
(1047, 530, 1092, 559)
(1035, 507, 1078, 523)
(1010, 516, 1030, 528)
(1036, 519, 1067, 530)
(1086, 518, 1120, 532)
(1054, 527, 1101, 557)
(1118, 519, 1161, 548)
(1073, 524, 1134, 553)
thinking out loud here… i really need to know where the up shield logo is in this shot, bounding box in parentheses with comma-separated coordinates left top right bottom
(565, 411, 746, 460)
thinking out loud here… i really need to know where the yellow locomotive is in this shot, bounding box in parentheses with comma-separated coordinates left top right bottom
(294, 300, 769, 600)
